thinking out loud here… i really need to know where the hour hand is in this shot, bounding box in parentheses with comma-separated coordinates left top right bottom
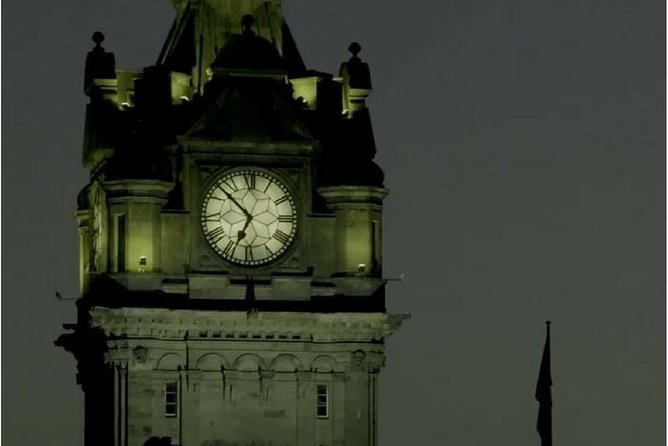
(238, 215, 252, 241)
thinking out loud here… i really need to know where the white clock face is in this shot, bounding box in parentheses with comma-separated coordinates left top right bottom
(200, 169, 298, 266)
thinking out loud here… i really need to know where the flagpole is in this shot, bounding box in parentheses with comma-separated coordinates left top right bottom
(536, 320, 553, 446)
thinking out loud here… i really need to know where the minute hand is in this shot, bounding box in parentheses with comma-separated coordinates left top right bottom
(221, 190, 252, 218)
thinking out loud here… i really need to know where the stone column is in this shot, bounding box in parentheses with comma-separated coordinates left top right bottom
(178, 368, 187, 446)
(318, 186, 388, 296)
(318, 186, 387, 276)
(114, 363, 128, 446)
(75, 209, 91, 295)
(332, 372, 347, 446)
(344, 349, 386, 446)
(296, 371, 315, 446)
(344, 352, 370, 446)
(368, 370, 379, 446)
(104, 180, 172, 275)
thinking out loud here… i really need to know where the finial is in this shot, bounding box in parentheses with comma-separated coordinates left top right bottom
(546, 320, 551, 326)
(92, 31, 105, 48)
(348, 42, 362, 58)
(241, 15, 255, 34)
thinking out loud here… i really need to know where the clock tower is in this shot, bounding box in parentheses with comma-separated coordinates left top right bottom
(57, 2, 406, 446)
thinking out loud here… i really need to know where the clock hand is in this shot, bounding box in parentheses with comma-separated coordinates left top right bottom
(220, 190, 252, 218)
(238, 215, 253, 242)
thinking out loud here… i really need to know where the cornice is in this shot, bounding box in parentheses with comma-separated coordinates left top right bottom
(90, 308, 408, 343)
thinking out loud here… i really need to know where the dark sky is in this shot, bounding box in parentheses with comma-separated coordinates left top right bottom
(2, 0, 665, 445)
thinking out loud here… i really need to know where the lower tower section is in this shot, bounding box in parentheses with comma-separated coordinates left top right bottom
(60, 305, 405, 446)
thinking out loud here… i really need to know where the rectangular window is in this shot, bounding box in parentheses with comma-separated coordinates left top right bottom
(116, 215, 126, 272)
(165, 381, 177, 417)
(372, 220, 379, 274)
(316, 384, 328, 418)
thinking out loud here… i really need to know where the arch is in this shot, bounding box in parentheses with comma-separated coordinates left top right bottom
(194, 353, 228, 371)
(155, 353, 183, 371)
(231, 353, 266, 372)
(310, 355, 336, 373)
(269, 354, 303, 372)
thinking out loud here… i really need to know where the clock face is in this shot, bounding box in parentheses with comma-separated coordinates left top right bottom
(200, 169, 298, 266)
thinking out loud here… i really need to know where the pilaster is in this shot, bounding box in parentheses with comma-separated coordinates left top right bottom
(296, 370, 315, 446)
(76, 209, 91, 295)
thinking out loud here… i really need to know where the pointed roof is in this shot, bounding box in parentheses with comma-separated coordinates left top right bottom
(156, 3, 196, 74)
(157, 1, 305, 80)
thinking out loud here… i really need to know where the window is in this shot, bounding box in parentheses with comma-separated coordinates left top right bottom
(115, 215, 126, 272)
(316, 384, 328, 418)
(165, 382, 177, 417)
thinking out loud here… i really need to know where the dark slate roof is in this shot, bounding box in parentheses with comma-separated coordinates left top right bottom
(211, 30, 285, 72)
(157, 8, 305, 76)
(185, 77, 312, 142)
(281, 21, 306, 75)
(103, 147, 173, 182)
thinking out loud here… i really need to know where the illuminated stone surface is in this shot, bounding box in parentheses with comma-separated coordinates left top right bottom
(57, 2, 405, 446)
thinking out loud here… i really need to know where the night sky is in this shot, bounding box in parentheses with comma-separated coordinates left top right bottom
(2, 0, 664, 445)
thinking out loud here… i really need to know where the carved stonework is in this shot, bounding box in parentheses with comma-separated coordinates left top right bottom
(90, 307, 408, 343)
(349, 349, 385, 372)
(350, 350, 366, 371)
(259, 370, 275, 403)
(133, 346, 148, 364)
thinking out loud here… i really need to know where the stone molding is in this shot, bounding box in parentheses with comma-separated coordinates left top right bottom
(95, 310, 406, 374)
(91, 308, 407, 343)
(103, 179, 173, 202)
(106, 342, 387, 376)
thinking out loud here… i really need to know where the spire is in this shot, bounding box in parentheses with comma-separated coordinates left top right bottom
(157, 0, 305, 92)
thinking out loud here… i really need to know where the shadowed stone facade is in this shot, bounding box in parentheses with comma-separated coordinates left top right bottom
(57, 2, 406, 445)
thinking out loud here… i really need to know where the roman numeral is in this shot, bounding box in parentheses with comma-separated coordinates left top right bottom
(278, 215, 294, 223)
(274, 195, 288, 205)
(244, 246, 254, 261)
(207, 226, 226, 243)
(273, 230, 290, 245)
(222, 240, 236, 256)
(243, 173, 256, 190)
(219, 179, 238, 193)
(203, 213, 219, 222)
(265, 245, 274, 255)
